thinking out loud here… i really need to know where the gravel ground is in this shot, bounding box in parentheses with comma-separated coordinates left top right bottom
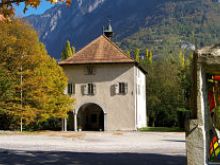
(0, 131, 186, 165)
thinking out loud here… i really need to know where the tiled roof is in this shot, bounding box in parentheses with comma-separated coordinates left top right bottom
(59, 35, 134, 65)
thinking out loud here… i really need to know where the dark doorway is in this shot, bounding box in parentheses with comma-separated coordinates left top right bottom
(77, 103, 104, 131)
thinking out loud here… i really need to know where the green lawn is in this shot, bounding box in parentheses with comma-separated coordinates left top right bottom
(139, 127, 184, 132)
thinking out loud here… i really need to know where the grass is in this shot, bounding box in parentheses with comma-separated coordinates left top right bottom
(139, 127, 184, 132)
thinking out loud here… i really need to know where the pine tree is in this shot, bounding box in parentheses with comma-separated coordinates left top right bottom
(61, 40, 75, 60)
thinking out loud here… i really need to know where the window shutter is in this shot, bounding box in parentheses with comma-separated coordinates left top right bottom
(68, 83, 72, 95)
(72, 83, 75, 94)
(110, 85, 115, 96)
(125, 83, 128, 94)
(82, 85, 88, 95)
(85, 84, 89, 95)
(115, 83, 119, 94)
(93, 84, 96, 95)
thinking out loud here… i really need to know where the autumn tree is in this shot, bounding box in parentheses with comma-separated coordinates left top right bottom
(0, 0, 71, 17)
(0, 20, 74, 130)
(61, 40, 75, 60)
(145, 48, 153, 64)
(148, 50, 153, 64)
(134, 48, 140, 63)
(126, 50, 131, 58)
(178, 49, 185, 69)
(145, 48, 149, 60)
(0, 68, 15, 129)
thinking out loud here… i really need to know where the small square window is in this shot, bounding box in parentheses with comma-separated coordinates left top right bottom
(117, 82, 128, 95)
(85, 66, 96, 75)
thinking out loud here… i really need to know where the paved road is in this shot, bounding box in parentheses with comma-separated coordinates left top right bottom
(0, 131, 186, 165)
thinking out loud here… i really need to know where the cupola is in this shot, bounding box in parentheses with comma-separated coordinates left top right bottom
(103, 21, 113, 39)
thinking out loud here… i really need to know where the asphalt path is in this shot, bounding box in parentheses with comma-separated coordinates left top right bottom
(0, 131, 186, 165)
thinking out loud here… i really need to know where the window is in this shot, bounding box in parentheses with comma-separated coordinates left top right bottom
(85, 66, 96, 75)
(68, 83, 75, 95)
(115, 82, 128, 95)
(82, 83, 96, 95)
(88, 83, 94, 95)
(119, 82, 125, 94)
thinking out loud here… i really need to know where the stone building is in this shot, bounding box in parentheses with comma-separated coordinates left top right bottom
(59, 31, 147, 131)
(186, 44, 220, 165)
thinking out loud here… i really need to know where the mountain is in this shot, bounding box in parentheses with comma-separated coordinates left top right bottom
(26, 0, 220, 59)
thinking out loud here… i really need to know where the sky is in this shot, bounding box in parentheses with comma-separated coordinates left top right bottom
(15, 1, 54, 17)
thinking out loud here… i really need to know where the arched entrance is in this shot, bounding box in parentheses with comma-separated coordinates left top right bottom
(77, 103, 104, 131)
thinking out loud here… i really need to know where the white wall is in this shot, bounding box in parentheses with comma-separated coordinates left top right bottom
(62, 63, 136, 131)
(135, 67, 147, 128)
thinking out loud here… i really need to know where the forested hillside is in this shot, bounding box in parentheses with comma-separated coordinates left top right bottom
(120, 0, 220, 56)
(26, 0, 220, 58)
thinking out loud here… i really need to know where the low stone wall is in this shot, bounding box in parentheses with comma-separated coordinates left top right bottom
(186, 120, 205, 165)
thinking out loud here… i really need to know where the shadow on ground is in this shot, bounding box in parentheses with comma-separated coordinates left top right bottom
(0, 149, 186, 165)
(163, 139, 186, 143)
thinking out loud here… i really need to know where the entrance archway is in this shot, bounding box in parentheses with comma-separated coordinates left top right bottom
(77, 103, 104, 131)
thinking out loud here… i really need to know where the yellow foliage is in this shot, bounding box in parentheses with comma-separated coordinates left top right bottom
(0, 20, 74, 126)
(0, 0, 72, 17)
(179, 49, 185, 69)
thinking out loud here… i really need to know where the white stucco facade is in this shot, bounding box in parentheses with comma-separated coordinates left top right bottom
(135, 67, 147, 129)
(62, 63, 147, 131)
(59, 35, 147, 131)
